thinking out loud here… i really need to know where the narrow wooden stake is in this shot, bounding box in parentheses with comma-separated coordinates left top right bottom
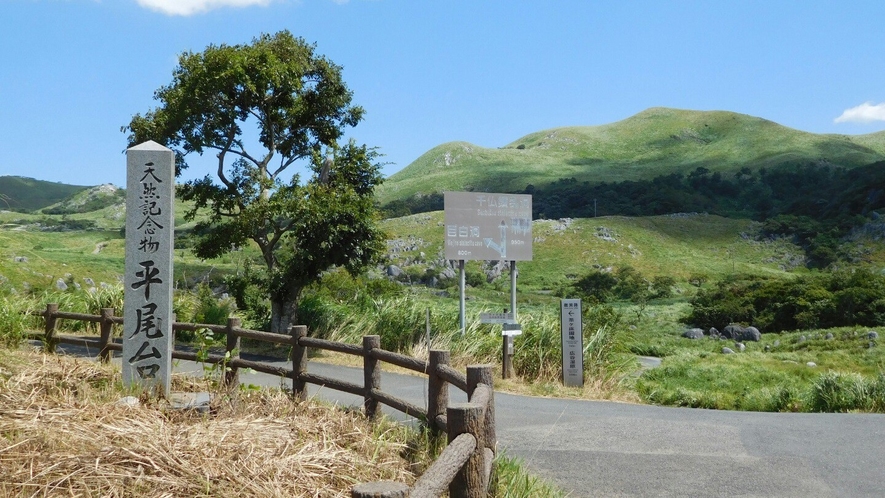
(223, 317, 241, 388)
(44, 303, 59, 353)
(363, 335, 381, 419)
(99, 308, 114, 363)
(290, 325, 308, 400)
(428, 349, 450, 431)
(502, 335, 514, 379)
(467, 364, 496, 457)
(351, 481, 409, 498)
(447, 403, 486, 498)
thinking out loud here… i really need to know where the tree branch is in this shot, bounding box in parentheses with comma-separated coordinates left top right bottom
(270, 156, 298, 180)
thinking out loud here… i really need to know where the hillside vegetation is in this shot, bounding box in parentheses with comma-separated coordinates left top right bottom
(0, 176, 89, 212)
(377, 107, 885, 210)
(380, 211, 819, 292)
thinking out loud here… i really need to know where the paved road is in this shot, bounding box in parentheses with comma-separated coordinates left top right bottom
(50, 344, 885, 497)
(232, 355, 885, 497)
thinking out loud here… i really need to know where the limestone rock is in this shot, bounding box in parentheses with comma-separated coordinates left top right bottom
(682, 328, 705, 339)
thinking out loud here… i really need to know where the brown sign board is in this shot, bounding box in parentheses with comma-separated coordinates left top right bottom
(444, 192, 533, 261)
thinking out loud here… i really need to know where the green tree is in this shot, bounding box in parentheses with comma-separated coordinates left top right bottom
(572, 270, 618, 302)
(651, 276, 675, 299)
(123, 31, 385, 332)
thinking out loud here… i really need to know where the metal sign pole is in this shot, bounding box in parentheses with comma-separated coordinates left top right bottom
(510, 261, 517, 322)
(459, 259, 466, 335)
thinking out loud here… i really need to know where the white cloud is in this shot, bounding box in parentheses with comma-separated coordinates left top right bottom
(136, 0, 272, 16)
(834, 102, 885, 124)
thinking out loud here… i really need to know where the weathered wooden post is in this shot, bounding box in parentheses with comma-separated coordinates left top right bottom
(502, 334, 514, 379)
(223, 317, 241, 388)
(448, 403, 486, 498)
(363, 335, 381, 419)
(290, 325, 308, 400)
(122, 141, 174, 397)
(467, 364, 496, 456)
(43, 303, 59, 353)
(98, 308, 114, 363)
(428, 349, 450, 431)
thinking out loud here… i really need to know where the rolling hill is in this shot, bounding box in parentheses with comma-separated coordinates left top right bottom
(376, 107, 885, 208)
(0, 176, 90, 212)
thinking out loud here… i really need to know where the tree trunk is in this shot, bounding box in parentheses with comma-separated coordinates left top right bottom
(270, 296, 299, 334)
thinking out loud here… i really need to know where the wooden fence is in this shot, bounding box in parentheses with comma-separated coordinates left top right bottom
(29, 304, 496, 498)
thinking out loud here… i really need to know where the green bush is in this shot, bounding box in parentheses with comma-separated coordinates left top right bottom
(174, 284, 236, 342)
(651, 276, 676, 299)
(570, 266, 652, 303)
(871, 374, 885, 412)
(685, 268, 885, 332)
(0, 296, 36, 346)
(808, 371, 871, 412)
(571, 270, 617, 302)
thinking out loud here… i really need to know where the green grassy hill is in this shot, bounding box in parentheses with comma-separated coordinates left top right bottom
(40, 184, 125, 215)
(376, 108, 885, 206)
(0, 176, 90, 212)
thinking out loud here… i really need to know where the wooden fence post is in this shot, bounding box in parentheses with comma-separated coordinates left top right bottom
(363, 335, 381, 419)
(290, 325, 308, 401)
(428, 349, 450, 431)
(351, 481, 409, 498)
(502, 335, 514, 378)
(467, 364, 496, 456)
(99, 308, 114, 363)
(224, 317, 241, 389)
(44, 303, 59, 353)
(447, 403, 486, 498)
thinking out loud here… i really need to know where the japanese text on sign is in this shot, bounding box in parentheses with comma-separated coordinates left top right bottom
(444, 192, 533, 261)
(123, 142, 174, 396)
(560, 299, 583, 387)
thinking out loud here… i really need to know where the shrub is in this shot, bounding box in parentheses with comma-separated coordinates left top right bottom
(571, 270, 617, 302)
(651, 276, 676, 299)
(0, 296, 35, 346)
(808, 371, 871, 412)
(688, 272, 709, 287)
(685, 268, 885, 332)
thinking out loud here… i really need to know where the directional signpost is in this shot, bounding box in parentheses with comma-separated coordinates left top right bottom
(480, 312, 514, 324)
(444, 192, 532, 332)
(443, 192, 533, 262)
(444, 191, 532, 379)
(560, 299, 584, 387)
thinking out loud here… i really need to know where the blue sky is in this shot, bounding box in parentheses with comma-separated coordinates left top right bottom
(2, 0, 885, 187)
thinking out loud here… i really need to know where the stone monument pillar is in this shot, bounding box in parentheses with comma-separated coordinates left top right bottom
(123, 141, 174, 396)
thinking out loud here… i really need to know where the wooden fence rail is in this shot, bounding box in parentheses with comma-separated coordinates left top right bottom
(28, 304, 496, 498)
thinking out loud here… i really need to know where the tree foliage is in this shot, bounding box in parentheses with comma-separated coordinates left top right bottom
(566, 265, 653, 303)
(684, 268, 885, 332)
(123, 31, 385, 332)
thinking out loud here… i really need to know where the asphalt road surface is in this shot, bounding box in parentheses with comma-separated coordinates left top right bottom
(47, 344, 885, 497)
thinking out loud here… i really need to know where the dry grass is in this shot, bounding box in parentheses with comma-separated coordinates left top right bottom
(0, 348, 418, 497)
